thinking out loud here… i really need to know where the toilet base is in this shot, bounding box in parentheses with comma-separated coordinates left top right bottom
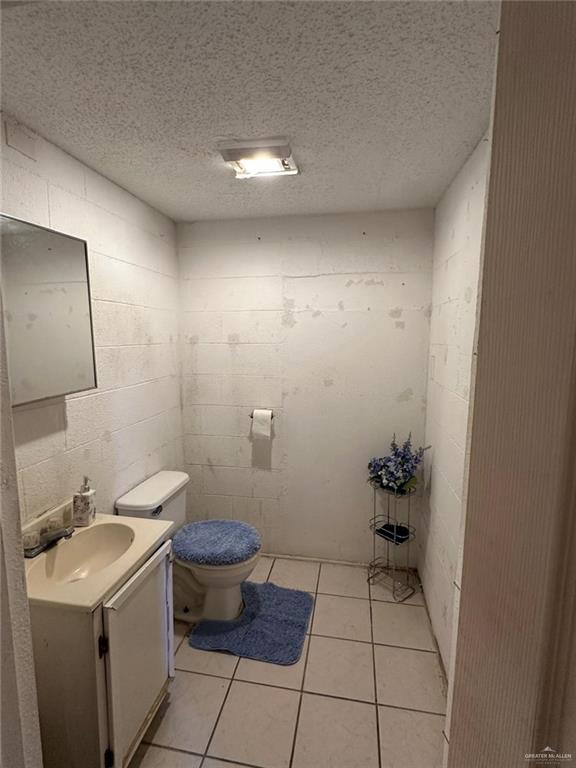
(203, 584, 244, 621)
(175, 552, 260, 622)
(173, 560, 204, 623)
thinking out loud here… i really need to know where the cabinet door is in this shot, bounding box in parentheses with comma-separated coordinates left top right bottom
(103, 541, 173, 766)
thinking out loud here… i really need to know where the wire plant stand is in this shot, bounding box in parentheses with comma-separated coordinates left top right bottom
(367, 485, 418, 603)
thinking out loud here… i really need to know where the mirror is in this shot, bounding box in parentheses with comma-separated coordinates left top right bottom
(0, 214, 97, 405)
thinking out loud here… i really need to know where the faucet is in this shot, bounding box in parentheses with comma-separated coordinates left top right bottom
(24, 525, 75, 558)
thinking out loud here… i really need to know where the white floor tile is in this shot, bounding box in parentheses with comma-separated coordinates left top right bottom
(129, 744, 201, 768)
(318, 563, 370, 599)
(372, 602, 436, 651)
(312, 594, 371, 642)
(175, 642, 239, 678)
(370, 579, 425, 605)
(304, 635, 375, 702)
(378, 706, 445, 768)
(150, 562, 445, 768)
(374, 645, 446, 714)
(268, 558, 320, 591)
(144, 672, 228, 753)
(292, 694, 379, 768)
(174, 621, 190, 649)
(208, 681, 300, 768)
(235, 636, 309, 690)
(249, 555, 275, 583)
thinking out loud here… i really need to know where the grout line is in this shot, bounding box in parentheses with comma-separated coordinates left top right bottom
(202, 754, 267, 768)
(201, 657, 240, 760)
(309, 632, 373, 646)
(301, 689, 445, 717)
(174, 637, 440, 683)
(165, 566, 445, 767)
(316, 590, 370, 601)
(265, 556, 275, 583)
(182, 308, 282, 315)
(372, 640, 438, 655)
(264, 553, 368, 568)
(186, 340, 284, 347)
(368, 699, 446, 718)
(142, 741, 271, 768)
(95, 341, 169, 349)
(370, 594, 424, 606)
(307, 631, 439, 655)
(175, 668, 233, 682)
(180, 270, 425, 283)
(257, 556, 275, 585)
(174, 626, 189, 654)
(314, 589, 427, 604)
(142, 743, 204, 758)
(90, 249, 179, 281)
(369, 578, 383, 768)
(93, 296, 177, 312)
(287, 561, 321, 768)
(152, 668, 446, 730)
(418, 588, 448, 686)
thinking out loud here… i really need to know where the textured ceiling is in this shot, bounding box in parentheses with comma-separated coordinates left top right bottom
(1, 1, 499, 221)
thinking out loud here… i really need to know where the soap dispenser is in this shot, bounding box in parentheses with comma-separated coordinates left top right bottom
(73, 476, 96, 527)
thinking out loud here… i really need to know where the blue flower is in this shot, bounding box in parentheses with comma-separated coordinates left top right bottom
(367, 433, 429, 493)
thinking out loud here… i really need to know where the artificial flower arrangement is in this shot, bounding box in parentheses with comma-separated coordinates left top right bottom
(368, 434, 429, 495)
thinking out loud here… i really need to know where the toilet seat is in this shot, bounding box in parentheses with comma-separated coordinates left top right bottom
(173, 519, 261, 566)
(116, 473, 260, 622)
(173, 521, 261, 622)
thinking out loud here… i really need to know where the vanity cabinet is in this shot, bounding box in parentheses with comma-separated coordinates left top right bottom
(29, 540, 173, 768)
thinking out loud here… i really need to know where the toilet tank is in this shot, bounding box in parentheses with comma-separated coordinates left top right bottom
(115, 471, 189, 529)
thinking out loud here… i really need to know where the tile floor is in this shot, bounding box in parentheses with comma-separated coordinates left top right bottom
(131, 557, 447, 768)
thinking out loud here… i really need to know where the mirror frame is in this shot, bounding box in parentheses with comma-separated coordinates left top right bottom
(0, 212, 98, 406)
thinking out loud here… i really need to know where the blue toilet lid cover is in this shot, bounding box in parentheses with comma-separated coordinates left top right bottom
(173, 519, 261, 566)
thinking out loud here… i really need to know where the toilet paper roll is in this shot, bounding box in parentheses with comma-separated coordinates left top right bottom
(251, 409, 273, 440)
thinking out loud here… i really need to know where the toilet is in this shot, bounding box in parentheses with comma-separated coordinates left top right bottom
(115, 470, 261, 622)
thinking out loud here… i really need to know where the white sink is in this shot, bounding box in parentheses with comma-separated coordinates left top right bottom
(27, 523, 135, 587)
(25, 514, 172, 612)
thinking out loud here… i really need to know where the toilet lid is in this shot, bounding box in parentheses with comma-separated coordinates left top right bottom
(173, 519, 261, 566)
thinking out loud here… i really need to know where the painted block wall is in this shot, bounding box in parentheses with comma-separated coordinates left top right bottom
(0, 115, 183, 524)
(178, 211, 433, 561)
(0, 266, 43, 767)
(419, 136, 490, 667)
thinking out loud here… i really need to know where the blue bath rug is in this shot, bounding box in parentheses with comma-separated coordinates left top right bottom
(188, 582, 313, 665)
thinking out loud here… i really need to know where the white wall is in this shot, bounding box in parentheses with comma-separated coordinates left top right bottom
(0, 272, 43, 767)
(1, 115, 183, 524)
(419, 137, 490, 667)
(178, 211, 433, 561)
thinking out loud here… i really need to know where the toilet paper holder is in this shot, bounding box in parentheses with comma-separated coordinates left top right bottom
(250, 410, 274, 420)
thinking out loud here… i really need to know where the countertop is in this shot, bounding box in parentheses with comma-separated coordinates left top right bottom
(25, 513, 172, 612)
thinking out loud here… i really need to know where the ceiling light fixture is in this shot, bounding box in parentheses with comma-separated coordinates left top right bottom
(217, 138, 299, 179)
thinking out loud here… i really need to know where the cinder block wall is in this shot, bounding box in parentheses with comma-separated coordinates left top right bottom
(419, 136, 490, 666)
(1, 115, 183, 523)
(178, 212, 433, 561)
(2, 115, 438, 566)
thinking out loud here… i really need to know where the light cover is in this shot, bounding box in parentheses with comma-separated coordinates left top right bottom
(218, 138, 299, 179)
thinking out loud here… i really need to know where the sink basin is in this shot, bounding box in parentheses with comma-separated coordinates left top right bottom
(25, 514, 172, 611)
(27, 523, 135, 587)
